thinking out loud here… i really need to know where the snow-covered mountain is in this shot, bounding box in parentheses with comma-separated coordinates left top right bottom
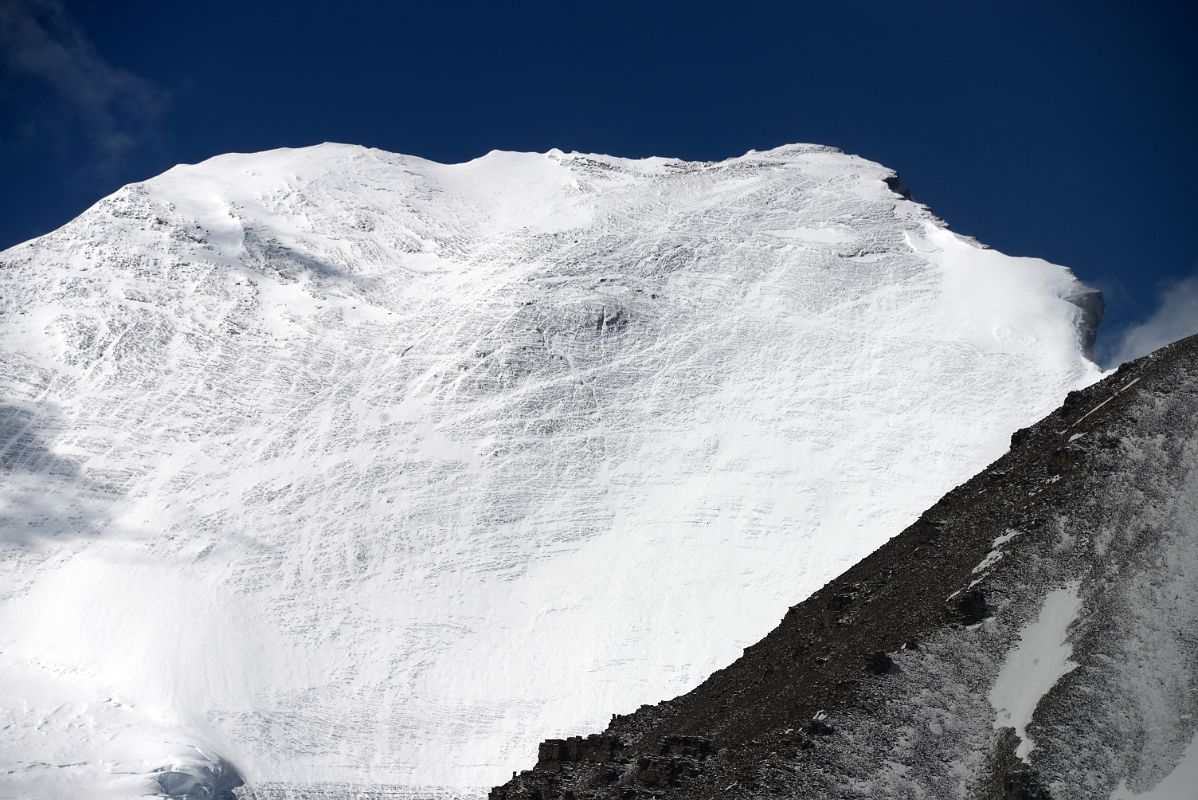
(0, 144, 1102, 798)
(493, 332, 1198, 800)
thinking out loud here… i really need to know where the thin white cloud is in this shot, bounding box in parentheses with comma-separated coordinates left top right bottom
(0, 0, 164, 169)
(1108, 273, 1198, 365)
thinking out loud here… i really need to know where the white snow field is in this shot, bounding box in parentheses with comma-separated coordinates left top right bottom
(0, 144, 1103, 797)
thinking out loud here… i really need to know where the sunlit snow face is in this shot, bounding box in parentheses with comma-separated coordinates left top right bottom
(0, 143, 1101, 795)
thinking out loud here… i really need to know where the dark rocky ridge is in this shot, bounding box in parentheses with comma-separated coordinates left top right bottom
(492, 333, 1198, 799)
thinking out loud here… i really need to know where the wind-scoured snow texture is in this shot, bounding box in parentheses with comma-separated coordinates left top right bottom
(0, 143, 1101, 797)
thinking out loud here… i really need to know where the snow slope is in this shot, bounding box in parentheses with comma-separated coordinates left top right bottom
(0, 143, 1101, 797)
(490, 330, 1198, 800)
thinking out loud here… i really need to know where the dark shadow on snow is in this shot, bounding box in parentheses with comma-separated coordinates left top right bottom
(0, 401, 119, 546)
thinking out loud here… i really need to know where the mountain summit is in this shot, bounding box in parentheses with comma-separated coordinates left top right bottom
(0, 144, 1101, 797)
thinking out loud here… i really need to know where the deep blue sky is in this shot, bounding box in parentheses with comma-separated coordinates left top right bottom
(2, 0, 1195, 362)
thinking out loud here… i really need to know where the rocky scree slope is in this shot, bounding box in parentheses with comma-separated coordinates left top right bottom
(0, 143, 1101, 797)
(492, 333, 1198, 800)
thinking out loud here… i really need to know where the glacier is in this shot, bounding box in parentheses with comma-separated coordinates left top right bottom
(0, 143, 1102, 797)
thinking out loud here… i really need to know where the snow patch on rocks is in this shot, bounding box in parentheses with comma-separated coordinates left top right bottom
(990, 581, 1084, 759)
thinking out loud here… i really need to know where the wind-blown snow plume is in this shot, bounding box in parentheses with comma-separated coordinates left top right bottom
(1108, 272, 1198, 365)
